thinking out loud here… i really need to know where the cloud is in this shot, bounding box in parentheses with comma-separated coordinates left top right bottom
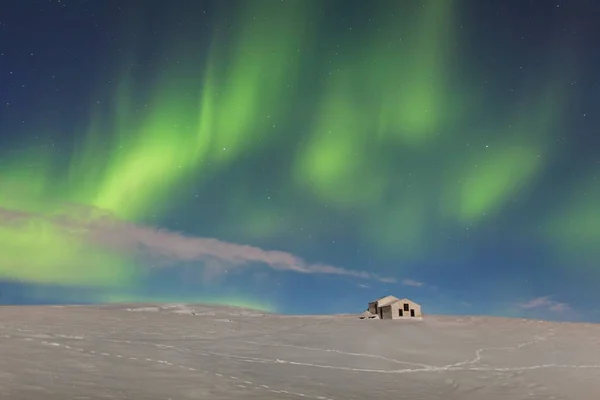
(518, 296, 570, 313)
(0, 205, 395, 283)
(401, 278, 424, 287)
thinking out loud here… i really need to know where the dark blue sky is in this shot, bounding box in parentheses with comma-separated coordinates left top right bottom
(1, 0, 599, 321)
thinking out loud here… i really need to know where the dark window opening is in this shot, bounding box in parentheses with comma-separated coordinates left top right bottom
(399, 309, 403, 317)
(403, 303, 409, 311)
(410, 309, 415, 317)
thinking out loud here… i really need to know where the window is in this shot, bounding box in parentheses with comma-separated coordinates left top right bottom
(403, 303, 409, 311)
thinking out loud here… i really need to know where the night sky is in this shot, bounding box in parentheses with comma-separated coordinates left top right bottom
(1, 0, 599, 321)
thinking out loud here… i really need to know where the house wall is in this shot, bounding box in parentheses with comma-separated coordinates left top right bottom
(412, 304, 422, 317)
(389, 303, 401, 319)
(389, 301, 422, 319)
(368, 297, 423, 320)
(368, 302, 378, 315)
(381, 306, 394, 320)
(397, 301, 422, 318)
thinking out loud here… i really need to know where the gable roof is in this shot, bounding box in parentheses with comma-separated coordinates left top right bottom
(397, 298, 418, 304)
(373, 295, 399, 307)
(381, 298, 420, 308)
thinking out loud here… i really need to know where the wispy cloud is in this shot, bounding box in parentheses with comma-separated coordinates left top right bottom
(518, 296, 570, 313)
(0, 205, 395, 283)
(401, 278, 424, 287)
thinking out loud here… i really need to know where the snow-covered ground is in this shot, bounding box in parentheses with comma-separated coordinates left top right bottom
(1, 304, 599, 399)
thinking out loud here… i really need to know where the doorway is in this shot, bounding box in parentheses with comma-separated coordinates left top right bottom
(410, 309, 415, 317)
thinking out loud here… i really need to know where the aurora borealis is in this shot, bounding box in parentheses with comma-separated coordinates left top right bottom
(1, 1, 598, 320)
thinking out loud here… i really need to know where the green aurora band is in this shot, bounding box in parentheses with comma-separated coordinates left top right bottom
(0, 0, 592, 307)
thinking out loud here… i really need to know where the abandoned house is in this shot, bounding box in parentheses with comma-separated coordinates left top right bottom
(367, 296, 422, 320)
